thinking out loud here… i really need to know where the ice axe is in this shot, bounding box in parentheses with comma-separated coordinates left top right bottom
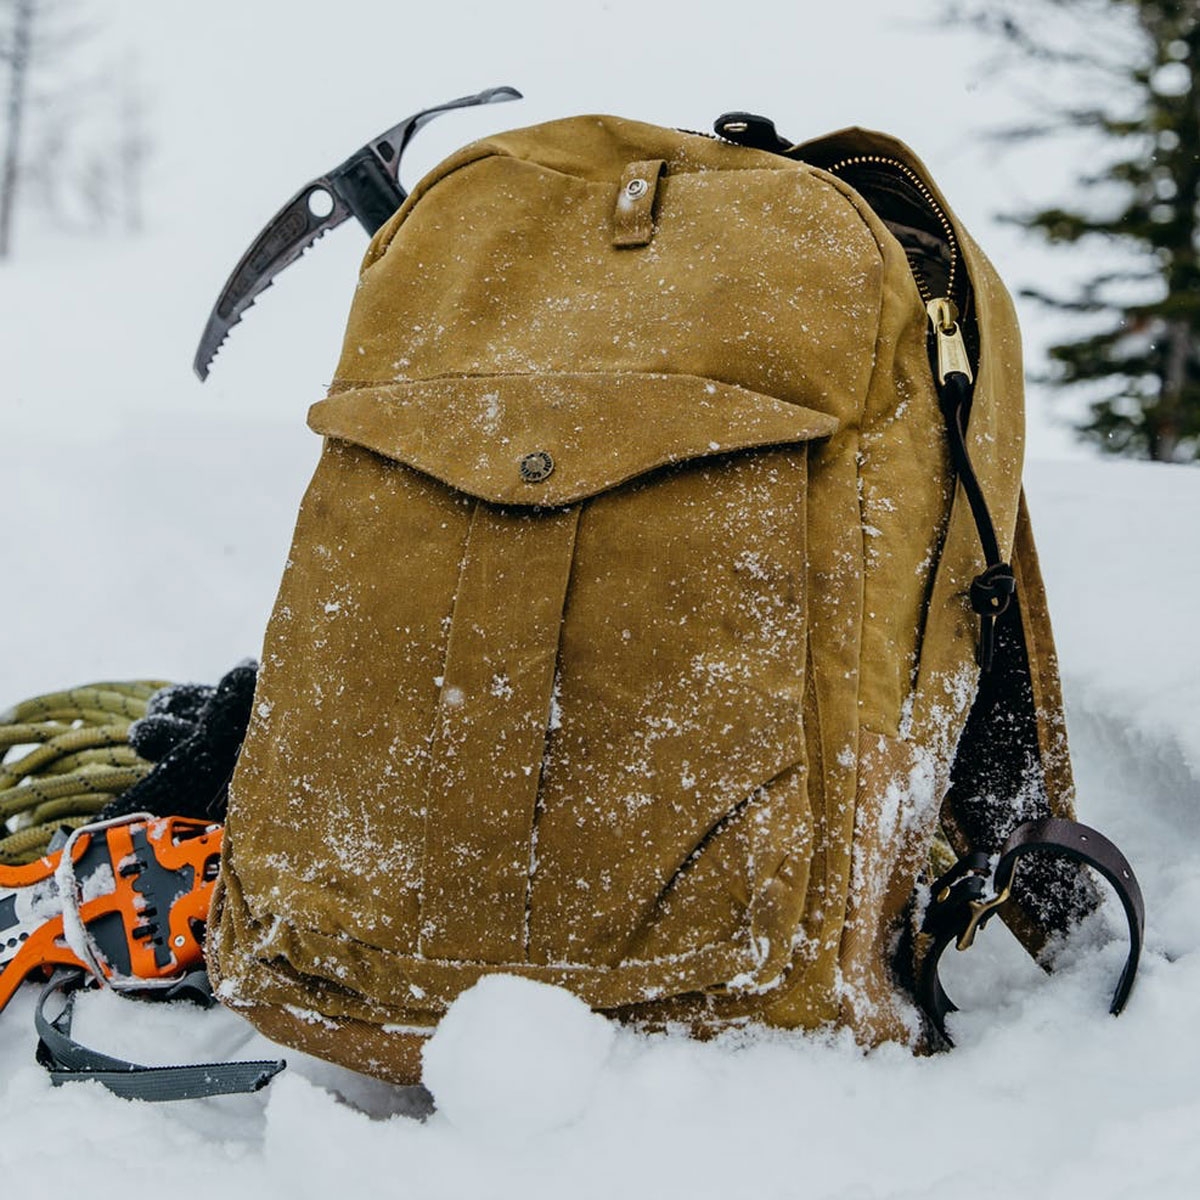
(194, 85, 522, 381)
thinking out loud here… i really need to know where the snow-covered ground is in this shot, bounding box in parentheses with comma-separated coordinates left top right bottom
(3, 3, 1198, 1196)
(6, 422, 1193, 1200)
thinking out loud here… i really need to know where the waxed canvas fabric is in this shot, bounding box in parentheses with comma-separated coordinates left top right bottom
(209, 115, 1078, 1082)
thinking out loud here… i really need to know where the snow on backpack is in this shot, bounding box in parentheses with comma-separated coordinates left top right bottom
(208, 111, 1144, 1084)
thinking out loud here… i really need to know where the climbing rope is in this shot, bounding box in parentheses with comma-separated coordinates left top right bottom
(0, 682, 168, 865)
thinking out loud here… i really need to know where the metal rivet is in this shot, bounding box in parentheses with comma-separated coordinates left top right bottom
(624, 177, 648, 200)
(519, 451, 555, 483)
(174, 935, 186, 947)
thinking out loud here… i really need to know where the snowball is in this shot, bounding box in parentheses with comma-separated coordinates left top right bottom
(422, 975, 614, 1141)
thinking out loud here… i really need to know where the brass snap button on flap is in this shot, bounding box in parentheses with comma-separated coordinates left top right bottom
(519, 450, 555, 483)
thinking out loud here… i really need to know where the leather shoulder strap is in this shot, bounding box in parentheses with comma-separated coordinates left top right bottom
(924, 495, 1145, 1042)
(942, 490, 1099, 955)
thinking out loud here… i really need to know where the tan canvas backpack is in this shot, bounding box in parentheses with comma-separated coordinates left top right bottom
(209, 111, 1143, 1084)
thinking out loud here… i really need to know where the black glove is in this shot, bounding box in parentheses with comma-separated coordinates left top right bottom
(100, 662, 257, 824)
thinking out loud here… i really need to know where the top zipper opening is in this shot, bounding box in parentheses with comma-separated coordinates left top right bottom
(699, 117, 971, 359)
(822, 154, 960, 309)
(700, 117, 963, 311)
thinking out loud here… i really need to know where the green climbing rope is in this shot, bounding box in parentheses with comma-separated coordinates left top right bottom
(0, 681, 168, 865)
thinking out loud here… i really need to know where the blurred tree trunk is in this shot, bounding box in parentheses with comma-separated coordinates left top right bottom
(1, 2, 150, 254)
(0, 0, 34, 259)
(116, 53, 149, 235)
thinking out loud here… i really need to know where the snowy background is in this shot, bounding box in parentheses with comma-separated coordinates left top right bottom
(2, 2, 1197, 1195)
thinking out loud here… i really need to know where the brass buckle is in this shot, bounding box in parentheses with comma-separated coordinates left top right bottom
(955, 880, 1013, 952)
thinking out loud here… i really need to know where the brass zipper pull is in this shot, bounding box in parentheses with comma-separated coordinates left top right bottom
(927, 298, 973, 385)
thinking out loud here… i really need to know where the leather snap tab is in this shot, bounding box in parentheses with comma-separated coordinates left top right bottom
(519, 451, 555, 483)
(613, 159, 666, 248)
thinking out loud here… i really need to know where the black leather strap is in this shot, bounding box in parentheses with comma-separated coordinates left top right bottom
(918, 817, 1144, 1046)
(938, 370, 1016, 670)
(35, 971, 285, 1102)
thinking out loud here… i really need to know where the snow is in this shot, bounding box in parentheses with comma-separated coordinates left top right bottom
(422, 975, 615, 1141)
(2, 2, 1199, 1196)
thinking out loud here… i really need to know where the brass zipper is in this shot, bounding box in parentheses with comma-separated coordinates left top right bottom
(927, 298, 973, 385)
(824, 154, 961, 310)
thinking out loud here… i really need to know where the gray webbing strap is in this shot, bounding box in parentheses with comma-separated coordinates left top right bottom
(35, 971, 285, 1102)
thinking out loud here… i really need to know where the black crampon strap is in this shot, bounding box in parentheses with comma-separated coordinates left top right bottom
(35, 970, 285, 1102)
(917, 817, 1145, 1046)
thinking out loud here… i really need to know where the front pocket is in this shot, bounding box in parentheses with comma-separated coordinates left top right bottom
(232, 372, 836, 1010)
(527, 440, 818, 992)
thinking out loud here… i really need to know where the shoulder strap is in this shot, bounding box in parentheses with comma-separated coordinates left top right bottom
(925, 498, 1146, 1040)
(35, 970, 285, 1102)
(943, 494, 1097, 949)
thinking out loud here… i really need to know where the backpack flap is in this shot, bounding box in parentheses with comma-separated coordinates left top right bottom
(307, 372, 838, 506)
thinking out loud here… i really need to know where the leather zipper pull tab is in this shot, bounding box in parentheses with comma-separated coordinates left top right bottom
(713, 112, 796, 154)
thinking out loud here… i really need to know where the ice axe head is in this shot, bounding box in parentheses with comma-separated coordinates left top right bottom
(193, 86, 522, 381)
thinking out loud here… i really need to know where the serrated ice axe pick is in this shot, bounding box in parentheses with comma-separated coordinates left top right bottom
(193, 85, 522, 381)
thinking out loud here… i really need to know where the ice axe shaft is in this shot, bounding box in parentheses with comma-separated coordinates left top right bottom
(194, 85, 522, 381)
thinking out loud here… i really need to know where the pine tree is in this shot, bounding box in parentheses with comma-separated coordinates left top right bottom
(955, 0, 1200, 461)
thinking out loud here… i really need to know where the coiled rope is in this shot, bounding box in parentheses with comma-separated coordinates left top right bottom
(0, 682, 168, 864)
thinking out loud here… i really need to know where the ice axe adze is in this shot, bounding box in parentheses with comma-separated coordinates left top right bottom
(193, 85, 522, 381)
